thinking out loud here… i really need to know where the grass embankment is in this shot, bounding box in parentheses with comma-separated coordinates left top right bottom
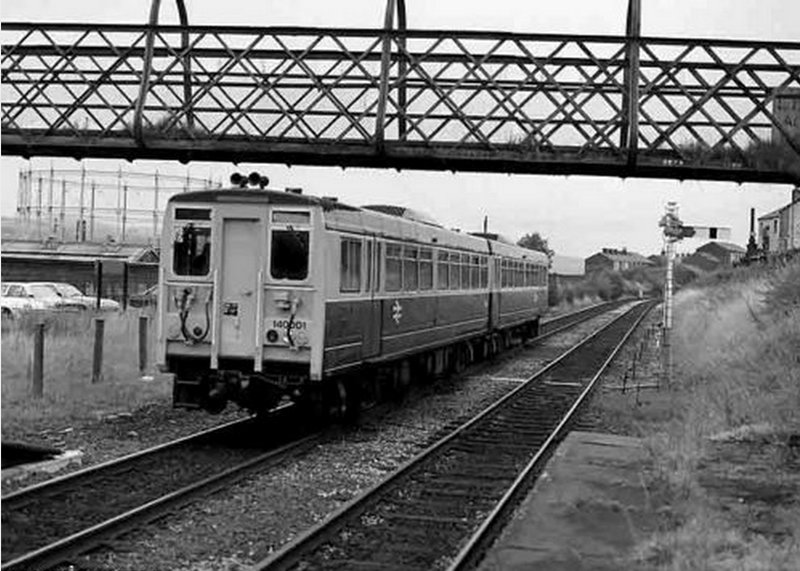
(1, 309, 171, 434)
(632, 260, 800, 569)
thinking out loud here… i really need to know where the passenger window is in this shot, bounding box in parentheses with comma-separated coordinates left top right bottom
(271, 229, 309, 280)
(449, 252, 460, 290)
(386, 243, 402, 292)
(470, 255, 480, 289)
(419, 248, 433, 290)
(173, 223, 211, 276)
(404, 246, 419, 291)
(340, 238, 361, 292)
(365, 241, 373, 292)
(437, 250, 449, 290)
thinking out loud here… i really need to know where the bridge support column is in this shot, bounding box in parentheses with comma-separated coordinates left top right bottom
(621, 0, 641, 170)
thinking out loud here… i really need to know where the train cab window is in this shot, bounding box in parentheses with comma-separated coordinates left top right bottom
(271, 228, 309, 280)
(386, 244, 402, 292)
(404, 246, 419, 291)
(419, 248, 433, 290)
(437, 250, 449, 290)
(173, 223, 211, 276)
(340, 239, 362, 293)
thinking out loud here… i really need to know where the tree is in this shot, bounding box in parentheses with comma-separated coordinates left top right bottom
(517, 232, 554, 262)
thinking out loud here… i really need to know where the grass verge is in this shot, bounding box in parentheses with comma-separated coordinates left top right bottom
(629, 260, 800, 569)
(1, 309, 171, 434)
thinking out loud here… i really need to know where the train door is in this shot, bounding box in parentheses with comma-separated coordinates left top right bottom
(363, 238, 381, 359)
(219, 218, 261, 356)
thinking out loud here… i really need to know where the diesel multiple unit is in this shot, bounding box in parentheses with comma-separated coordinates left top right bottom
(157, 179, 548, 415)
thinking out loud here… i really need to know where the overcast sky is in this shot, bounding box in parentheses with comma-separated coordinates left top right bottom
(2, 1, 798, 257)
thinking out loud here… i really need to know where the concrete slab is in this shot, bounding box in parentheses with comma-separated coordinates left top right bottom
(479, 431, 654, 571)
(1, 450, 84, 483)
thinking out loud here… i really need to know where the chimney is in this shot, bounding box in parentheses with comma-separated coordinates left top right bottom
(749, 207, 755, 238)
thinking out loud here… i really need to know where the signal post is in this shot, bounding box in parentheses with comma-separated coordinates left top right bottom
(658, 202, 730, 384)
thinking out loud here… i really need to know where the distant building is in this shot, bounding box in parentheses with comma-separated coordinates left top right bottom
(585, 248, 653, 273)
(549, 254, 584, 289)
(0, 239, 159, 298)
(758, 188, 800, 253)
(696, 241, 746, 266)
(682, 241, 746, 272)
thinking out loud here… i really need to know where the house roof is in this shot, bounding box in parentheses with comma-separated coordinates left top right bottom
(758, 206, 784, 220)
(588, 249, 653, 265)
(0, 239, 159, 263)
(698, 241, 746, 253)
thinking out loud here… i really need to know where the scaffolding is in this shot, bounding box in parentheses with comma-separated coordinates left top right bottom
(15, 165, 223, 244)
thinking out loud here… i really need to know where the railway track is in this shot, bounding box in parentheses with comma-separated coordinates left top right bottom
(1, 299, 640, 571)
(0, 404, 320, 571)
(255, 300, 655, 571)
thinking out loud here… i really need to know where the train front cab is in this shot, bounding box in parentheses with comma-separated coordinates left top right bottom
(159, 192, 325, 413)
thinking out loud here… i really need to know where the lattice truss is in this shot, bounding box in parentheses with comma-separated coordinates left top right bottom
(2, 23, 799, 169)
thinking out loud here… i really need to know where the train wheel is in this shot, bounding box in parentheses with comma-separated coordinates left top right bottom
(327, 378, 361, 424)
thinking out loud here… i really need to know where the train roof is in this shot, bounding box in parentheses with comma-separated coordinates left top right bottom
(168, 187, 359, 211)
(168, 187, 547, 262)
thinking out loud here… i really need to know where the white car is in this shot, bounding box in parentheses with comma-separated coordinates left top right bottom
(1, 282, 120, 313)
(29, 282, 121, 311)
(1, 283, 57, 317)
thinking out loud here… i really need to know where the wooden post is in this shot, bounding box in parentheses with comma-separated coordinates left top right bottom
(139, 315, 148, 375)
(122, 262, 130, 311)
(32, 322, 45, 397)
(95, 260, 103, 310)
(92, 318, 105, 383)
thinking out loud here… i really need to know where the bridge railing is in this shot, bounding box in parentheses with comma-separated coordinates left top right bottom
(2, 23, 799, 183)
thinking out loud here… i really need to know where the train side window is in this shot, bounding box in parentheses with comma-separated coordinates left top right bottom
(449, 252, 460, 290)
(437, 250, 449, 290)
(365, 241, 373, 292)
(376, 242, 382, 291)
(173, 223, 211, 276)
(419, 248, 433, 290)
(470, 255, 480, 289)
(271, 228, 309, 280)
(404, 246, 419, 291)
(480, 256, 488, 288)
(386, 243, 402, 292)
(340, 238, 362, 293)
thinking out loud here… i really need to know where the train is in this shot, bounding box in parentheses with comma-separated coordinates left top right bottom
(157, 173, 549, 417)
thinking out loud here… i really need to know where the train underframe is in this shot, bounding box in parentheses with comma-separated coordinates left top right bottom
(171, 318, 540, 419)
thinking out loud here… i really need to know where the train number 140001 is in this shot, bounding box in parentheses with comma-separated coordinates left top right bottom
(272, 319, 308, 330)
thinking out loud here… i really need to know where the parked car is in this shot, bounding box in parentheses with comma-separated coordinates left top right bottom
(1, 282, 119, 312)
(33, 282, 121, 311)
(128, 285, 158, 308)
(1, 283, 52, 318)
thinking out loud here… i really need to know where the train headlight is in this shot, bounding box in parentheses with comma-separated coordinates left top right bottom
(266, 329, 279, 343)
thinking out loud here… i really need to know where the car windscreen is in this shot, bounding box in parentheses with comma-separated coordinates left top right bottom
(52, 283, 84, 297)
